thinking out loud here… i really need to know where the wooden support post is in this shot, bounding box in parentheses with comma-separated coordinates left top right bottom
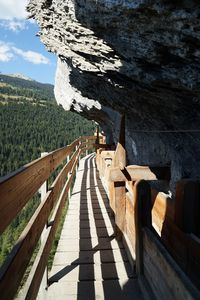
(119, 114, 125, 148)
(114, 115, 126, 169)
(67, 155, 71, 199)
(78, 141, 81, 164)
(76, 145, 78, 173)
(38, 152, 48, 298)
(114, 181, 126, 239)
(95, 125, 100, 145)
(134, 180, 152, 276)
(175, 180, 200, 236)
(86, 139, 88, 156)
(113, 114, 126, 239)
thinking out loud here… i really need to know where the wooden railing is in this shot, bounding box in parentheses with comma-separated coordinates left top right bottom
(1, 123, 200, 300)
(0, 136, 96, 300)
(96, 116, 200, 299)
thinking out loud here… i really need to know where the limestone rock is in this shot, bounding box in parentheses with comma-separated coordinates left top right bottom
(27, 0, 200, 192)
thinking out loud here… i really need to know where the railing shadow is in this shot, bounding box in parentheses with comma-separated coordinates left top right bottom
(48, 154, 136, 299)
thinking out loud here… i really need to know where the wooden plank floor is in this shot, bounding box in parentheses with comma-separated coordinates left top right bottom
(47, 154, 144, 300)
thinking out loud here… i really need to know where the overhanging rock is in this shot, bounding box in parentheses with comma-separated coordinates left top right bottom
(27, 0, 200, 192)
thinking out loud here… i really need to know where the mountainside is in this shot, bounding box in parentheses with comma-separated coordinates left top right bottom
(0, 73, 55, 104)
(0, 73, 95, 177)
(0, 73, 95, 266)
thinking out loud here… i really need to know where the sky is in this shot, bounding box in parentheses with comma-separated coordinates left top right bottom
(0, 0, 56, 84)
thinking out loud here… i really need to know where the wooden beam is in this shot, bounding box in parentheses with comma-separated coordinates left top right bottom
(143, 228, 200, 299)
(21, 148, 81, 300)
(114, 181, 126, 239)
(151, 191, 174, 235)
(95, 126, 100, 144)
(0, 138, 81, 235)
(119, 114, 125, 148)
(93, 143, 111, 149)
(134, 180, 152, 276)
(81, 136, 96, 141)
(114, 115, 126, 168)
(107, 165, 170, 182)
(0, 146, 82, 300)
(114, 143, 126, 169)
(175, 180, 200, 235)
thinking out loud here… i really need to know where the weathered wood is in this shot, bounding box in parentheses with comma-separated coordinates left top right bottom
(95, 125, 100, 144)
(188, 234, 200, 288)
(0, 145, 82, 300)
(161, 218, 188, 270)
(119, 114, 125, 148)
(134, 180, 152, 276)
(94, 143, 111, 149)
(0, 138, 80, 235)
(108, 165, 171, 182)
(108, 165, 156, 182)
(125, 192, 136, 257)
(114, 143, 126, 169)
(161, 218, 200, 288)
(151, 191, 174, 235)
(80, 136, 96, 141)
(108, 181, 115, 213)
(113, 115, 126, 169)
(47, 155, 143, 300)
(143, 228, 200, 300)
(22, 148, 81, 300)
(98, 150, 115, 178)
(175, 180, 200, 235)
(114, 181, 126, 239)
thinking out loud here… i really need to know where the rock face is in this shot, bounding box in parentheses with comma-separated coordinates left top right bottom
(27, 0, 200, 192)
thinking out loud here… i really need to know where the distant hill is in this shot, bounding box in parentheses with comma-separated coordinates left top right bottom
(6, 73, 34, 81)
(0, 73, 55, 104)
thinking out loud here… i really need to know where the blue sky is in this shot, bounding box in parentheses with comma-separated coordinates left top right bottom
(0, 0, 56, 84)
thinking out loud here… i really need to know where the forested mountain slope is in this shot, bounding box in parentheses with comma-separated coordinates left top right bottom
(0, 73, 95, 265)
(0, 73, 95, 177)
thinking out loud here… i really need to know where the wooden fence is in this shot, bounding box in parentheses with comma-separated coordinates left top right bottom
(1, 123, 200, 300)
(0, 136, 96, 300)
(96, 116, 200, 299)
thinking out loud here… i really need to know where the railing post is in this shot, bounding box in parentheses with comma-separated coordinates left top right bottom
(37, 152, 49, 299)
(78, 140, 81, 164)
(113, 114, 126, 239)
(134, 180, 152, 276)
(114, 181, 126, 239)
(76, 144, 78, 173)
(95, 125, 100, 145)
(175, 180, 200, 235)
(67, 155, 71, 199)
(86, 139, 88, 156)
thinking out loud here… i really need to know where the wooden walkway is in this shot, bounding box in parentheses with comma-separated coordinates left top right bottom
(47, 154, 144, 300)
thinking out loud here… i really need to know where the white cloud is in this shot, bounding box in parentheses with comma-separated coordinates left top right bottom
(0, 41, 13, 62)
(0, 0, 30, 32)
(0, 41, 50, 65)
(0, 0, 29, 20)
(0, 19, 27, 32)
(12, 47, 50, 65)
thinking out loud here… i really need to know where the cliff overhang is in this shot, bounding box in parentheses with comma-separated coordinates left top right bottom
(27, 0, 200, 191)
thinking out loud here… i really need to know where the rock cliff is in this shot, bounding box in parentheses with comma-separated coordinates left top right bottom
(27, 0, 200, 192)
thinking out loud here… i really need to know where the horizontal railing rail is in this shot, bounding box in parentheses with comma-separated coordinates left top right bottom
(0, 135, 96, 300)
(96, 125, 200, 299)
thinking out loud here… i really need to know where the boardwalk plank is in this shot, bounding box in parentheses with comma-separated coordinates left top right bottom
(48, 154, 144, 300)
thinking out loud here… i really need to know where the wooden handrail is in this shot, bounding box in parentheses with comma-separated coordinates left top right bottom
(22, 145, 82, 300)
(0, 138, 81, 235)
(0, 135, 96, 300)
